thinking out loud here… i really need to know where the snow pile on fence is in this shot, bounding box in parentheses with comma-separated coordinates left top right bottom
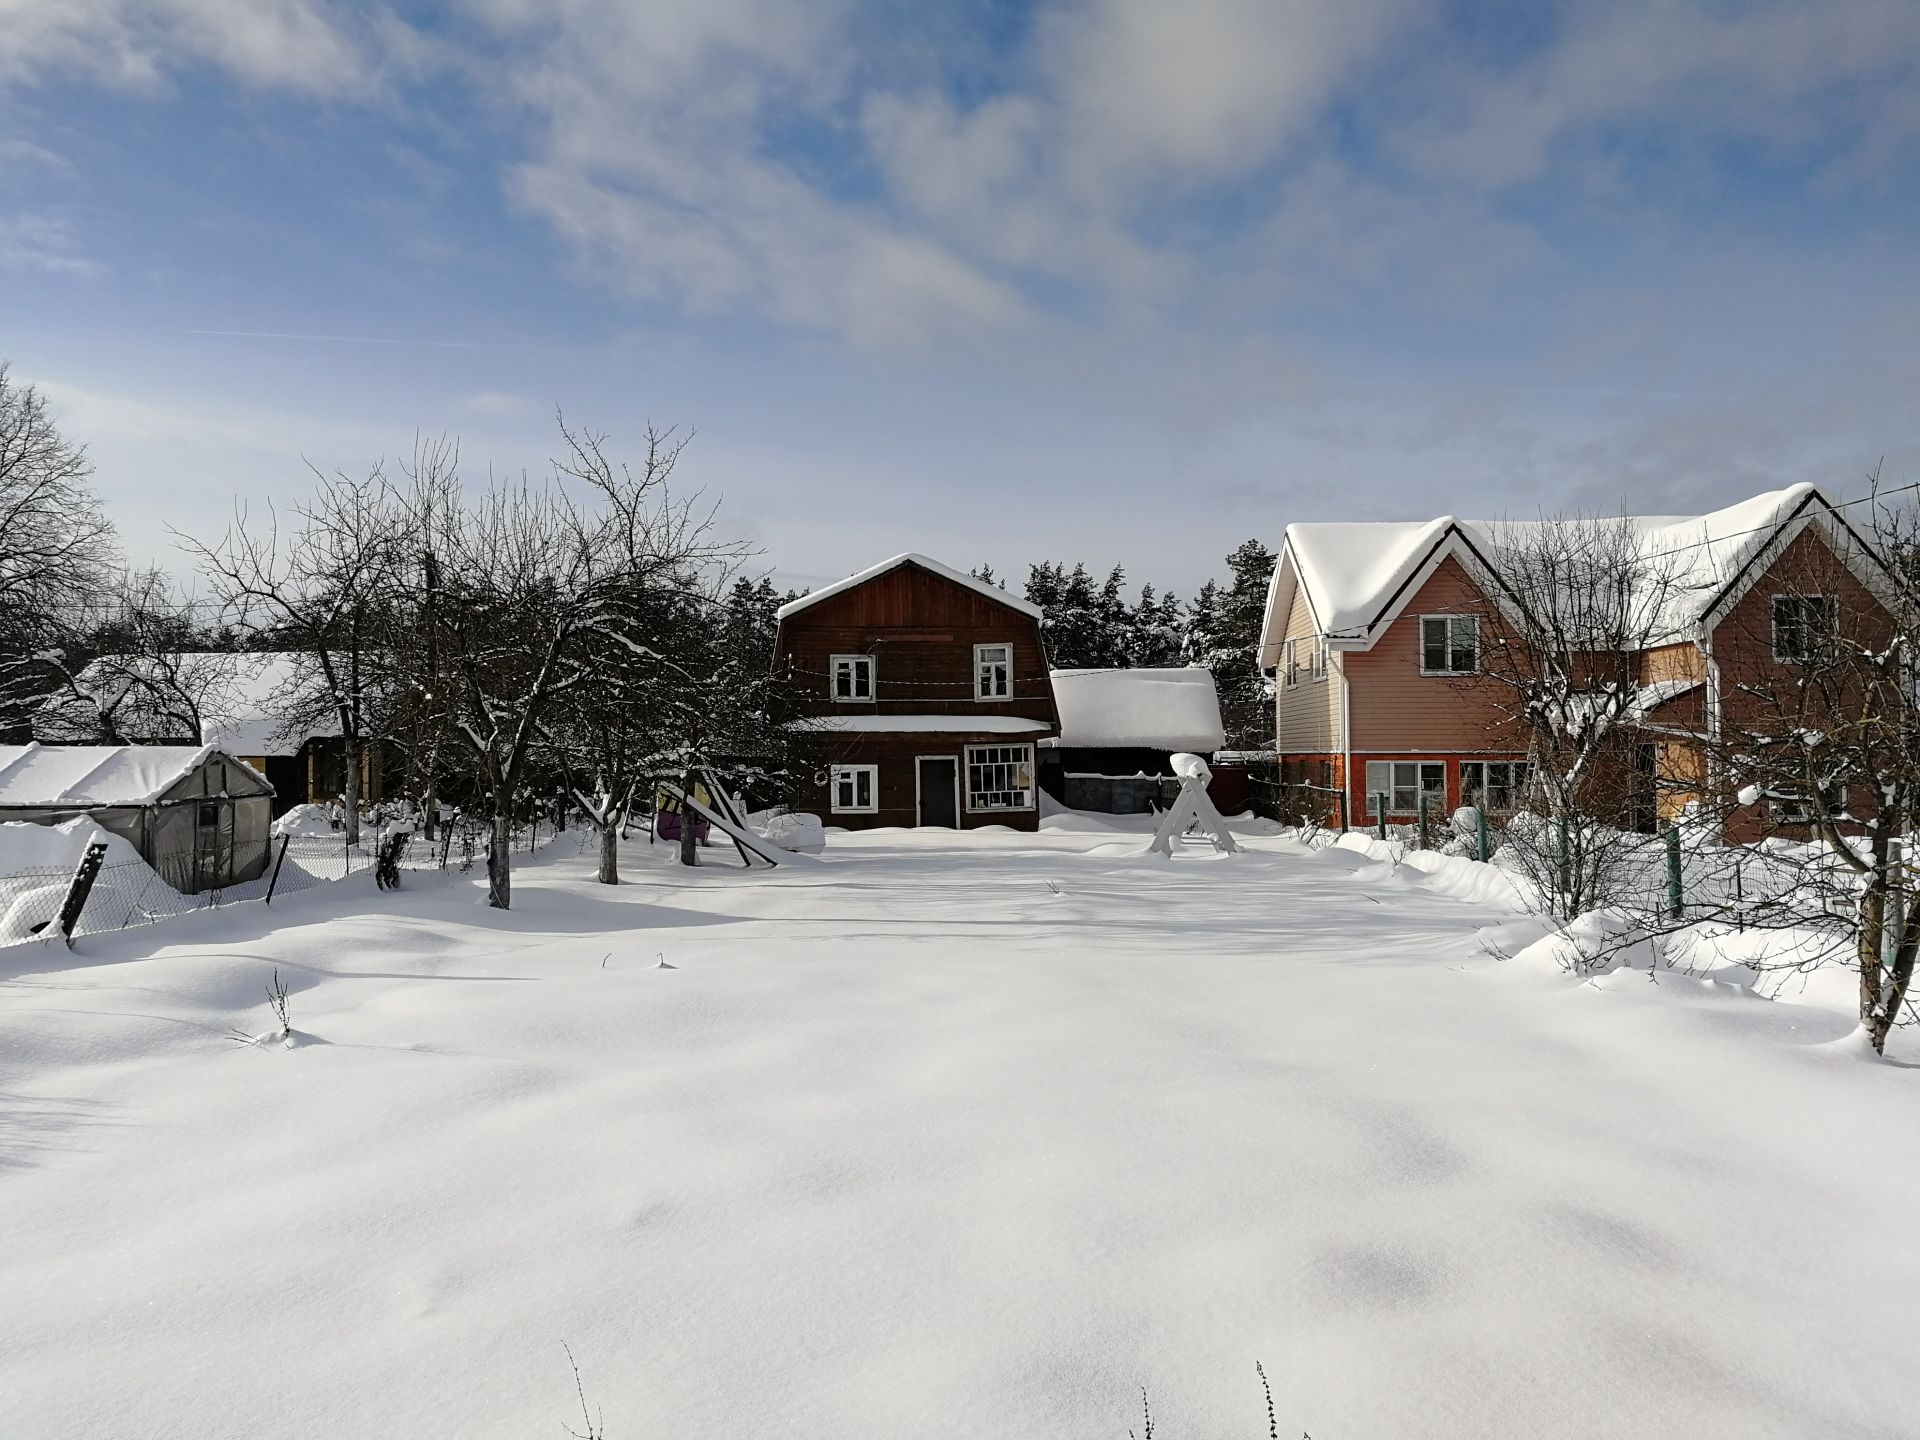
(0, 817, 177, 944)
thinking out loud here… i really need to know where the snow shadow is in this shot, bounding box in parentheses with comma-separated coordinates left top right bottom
(0, 1090, 122, 1173)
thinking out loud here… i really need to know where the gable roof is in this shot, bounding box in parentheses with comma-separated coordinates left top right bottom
(1044, 667, 1225, 751)
(0, 744, 266, 808)
(1258, 484, 1895, 665)
(775, 553, 1044, 621)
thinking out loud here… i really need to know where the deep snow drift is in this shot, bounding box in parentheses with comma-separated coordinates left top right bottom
(1, 817, 1914, 1439)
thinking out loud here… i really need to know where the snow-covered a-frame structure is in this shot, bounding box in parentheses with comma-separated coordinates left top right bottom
(0, 745, 275, 893)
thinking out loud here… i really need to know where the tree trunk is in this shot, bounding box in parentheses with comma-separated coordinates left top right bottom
(487, 806, 513, 909)
(598, 816, 619, 885)
(1865, 886, 1918, 1056)
(342, 732, 362, 846)
(1858, 881, 1886, 1039)
(678, 770, 699, 868)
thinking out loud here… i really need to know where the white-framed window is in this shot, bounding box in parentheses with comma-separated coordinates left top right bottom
(831, 653, 875, 702)
(1419, 615, 1478, 675)
(830, 764, 878, 813)
(975, 643, 1012, 700)
(965, 743, 1034, 810)
(1460, 760, 1531, 812)
(1283, 639, 1302, 688)
(1771, 595, 1835, 664)
(1363, 760, 1445, 816)
(1311, 637, 1328, 682)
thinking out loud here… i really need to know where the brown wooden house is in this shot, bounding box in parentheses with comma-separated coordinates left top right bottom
(774, 554, 1060, 831)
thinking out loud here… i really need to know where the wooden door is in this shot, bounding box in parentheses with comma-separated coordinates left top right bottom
(916, 757, 958, 827)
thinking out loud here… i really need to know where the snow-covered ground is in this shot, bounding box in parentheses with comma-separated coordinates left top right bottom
(2, 815, 1915, 1438)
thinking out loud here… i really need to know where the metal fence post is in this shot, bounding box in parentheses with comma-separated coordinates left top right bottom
(264, 835, 292, 905)
(46, 842, 108, 948)
(1374, 792, 1388, 841)
(1732, 848, 1744, 931)
(1335, 786, 1348, 834)
(1665, 825, 1684, 919)
(1476, 807, 1490, 863)
(1417, 792, 1431, 850)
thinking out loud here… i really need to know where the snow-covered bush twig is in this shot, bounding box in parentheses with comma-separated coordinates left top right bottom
(561, 1343, 605, 1440)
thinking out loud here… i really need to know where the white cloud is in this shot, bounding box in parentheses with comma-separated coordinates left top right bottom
(0, 212, 100, 276)
(1396, 0, 1920, 190)
(0, 0, 416, 96)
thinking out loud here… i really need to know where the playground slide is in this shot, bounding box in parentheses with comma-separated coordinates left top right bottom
(656, 784, 815, 867)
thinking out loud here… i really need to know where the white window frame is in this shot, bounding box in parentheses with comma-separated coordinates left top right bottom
(830, 763, 878, 814)
(830, 653, 875, 703)
(1363, 760, 1446, 816)
(1311, 637, 1329, 682)
(1460, 760, 1531, 813)
(1418, 615, 1479, 676)
(1282, 639, 1301, 688)
(974, 643, 1013, 701)
(964, 743, 1035, 812)
(1771, 594, 1835, 664)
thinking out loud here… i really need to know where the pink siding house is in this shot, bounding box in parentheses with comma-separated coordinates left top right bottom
(1255, 484, 1901, 833)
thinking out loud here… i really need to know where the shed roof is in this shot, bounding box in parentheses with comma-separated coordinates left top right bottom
(1044, 667, 1225, 751)
(776, 553, 1044, 621)
(0, 744, 257, 807)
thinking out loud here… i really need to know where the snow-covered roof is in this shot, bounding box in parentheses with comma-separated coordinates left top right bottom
(776, 554, 1044, 621)
(35, 652, 335, 755)
(1044, 667, 1225, 751)
(790, 715, 1052, 734)
(1259, 484, 1893, 664)
(0, 744, 250, 808)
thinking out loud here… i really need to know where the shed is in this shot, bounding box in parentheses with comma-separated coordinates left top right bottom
(1037, 668, 1227, 813)
(0, 744, 276, 893)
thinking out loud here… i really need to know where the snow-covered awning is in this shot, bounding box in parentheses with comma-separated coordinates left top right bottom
(1042, 667, 1225, 751)
(0, 744, 264, 807)
(788, 715, 1052, 735)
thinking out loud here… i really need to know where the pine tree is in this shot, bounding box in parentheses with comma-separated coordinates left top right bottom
(1208, 540, 1277, 749)
(1129, 584, 1184, 667)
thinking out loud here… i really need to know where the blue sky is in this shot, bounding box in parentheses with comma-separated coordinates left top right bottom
(3, 0, 1917, 596)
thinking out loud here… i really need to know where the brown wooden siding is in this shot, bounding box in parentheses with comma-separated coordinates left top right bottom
(776, 560, 1056, 829)
(777, 562, 1057, 729)
(789, 734, 1042, 832)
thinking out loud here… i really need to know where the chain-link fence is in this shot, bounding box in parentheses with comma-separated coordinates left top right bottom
(0, 816, 566, 951)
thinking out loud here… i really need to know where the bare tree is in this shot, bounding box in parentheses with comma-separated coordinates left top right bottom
(178, 470, 404, 845)
(34, 569, 243, 745)
(1690, 480, 1918, 1054)
(1463, 513, 1703, 918)
(390, 417, 741, 908)
(0, 362, 119, 731)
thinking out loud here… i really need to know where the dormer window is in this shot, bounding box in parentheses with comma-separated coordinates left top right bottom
(975, 644, 1012, 700)
(1772, 595, 1834, 664)
(1420, 615, 1478, 675)
(831, 654, 875, 702)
